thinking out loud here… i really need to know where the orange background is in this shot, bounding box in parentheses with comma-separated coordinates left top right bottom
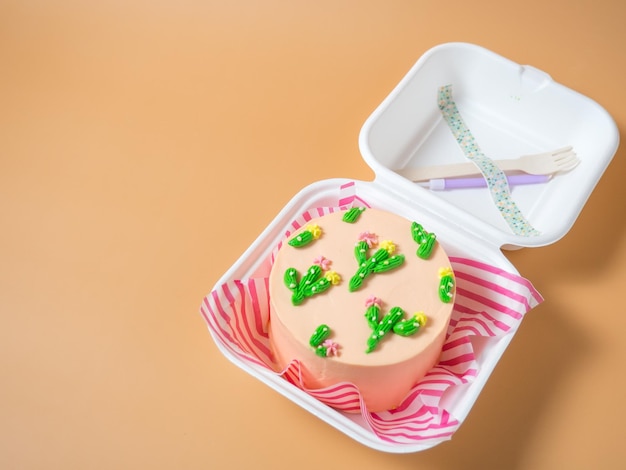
(1, 1, 625, 468)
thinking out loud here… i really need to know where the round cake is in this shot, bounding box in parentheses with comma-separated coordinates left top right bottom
(268, 207, 455, 412)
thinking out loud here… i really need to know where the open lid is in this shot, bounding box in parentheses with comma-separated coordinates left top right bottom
(359, 42, 619, 249)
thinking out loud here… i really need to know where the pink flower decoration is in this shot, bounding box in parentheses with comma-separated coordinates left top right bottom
(365, 295, 382, 308)
(322, 339, 340, 357)
(313, 255, 331, 271)
(358, 231, 378, 248)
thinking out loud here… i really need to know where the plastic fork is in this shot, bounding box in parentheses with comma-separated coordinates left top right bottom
(396, 146, 579, 181)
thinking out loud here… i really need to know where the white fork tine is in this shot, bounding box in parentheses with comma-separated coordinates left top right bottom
(552, 147, 576, 162)
(556, 154, 581, 171)
(550, 147, 579, 168)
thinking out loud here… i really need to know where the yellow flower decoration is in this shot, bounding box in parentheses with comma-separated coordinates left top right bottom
(324, 270, 341, 285)
(306, 224, 322, 240)
(439, 266, 454, 278)
(380, 240, 396, 254)
(414, 312, 427, 327)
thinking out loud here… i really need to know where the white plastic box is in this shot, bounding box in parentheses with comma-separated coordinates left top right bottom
(202, 43, 619, 452)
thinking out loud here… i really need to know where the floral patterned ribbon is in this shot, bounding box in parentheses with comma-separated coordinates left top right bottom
(438, 85, 540, 237)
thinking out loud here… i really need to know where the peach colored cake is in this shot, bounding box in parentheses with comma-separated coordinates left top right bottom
(268, 207, 455, 412)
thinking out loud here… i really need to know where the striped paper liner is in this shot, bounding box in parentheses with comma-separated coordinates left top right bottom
(200, 185, 543, 446)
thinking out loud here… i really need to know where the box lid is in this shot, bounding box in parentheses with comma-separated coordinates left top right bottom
(358, 42, 619, 249)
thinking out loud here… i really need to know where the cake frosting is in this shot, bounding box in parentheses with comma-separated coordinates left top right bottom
(268, 208, 455, 412)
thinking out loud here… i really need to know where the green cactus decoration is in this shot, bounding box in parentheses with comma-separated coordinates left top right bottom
(309, 324, 330, 347)
(411, 221, 437, 260)
(366, 306, 404, 353)
(342, 207, 366, 223)
(348, 238, 405, 292)
(363, 298, 427, 353)
(309, 324, 339, 357)
(284, 264, 340, 306)
(288, 224, 322, 248)
(364, 303, 380, 330)
(393, 313, 427, 336)
(438, 267, 455, 303)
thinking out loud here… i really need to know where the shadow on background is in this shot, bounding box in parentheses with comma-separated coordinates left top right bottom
(417, 300, 590, 469)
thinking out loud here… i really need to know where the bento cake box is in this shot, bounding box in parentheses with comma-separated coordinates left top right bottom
(201, 43, 618, 453)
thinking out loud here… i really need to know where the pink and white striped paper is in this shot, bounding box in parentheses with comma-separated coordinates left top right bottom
(200, 185, 543, 446)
